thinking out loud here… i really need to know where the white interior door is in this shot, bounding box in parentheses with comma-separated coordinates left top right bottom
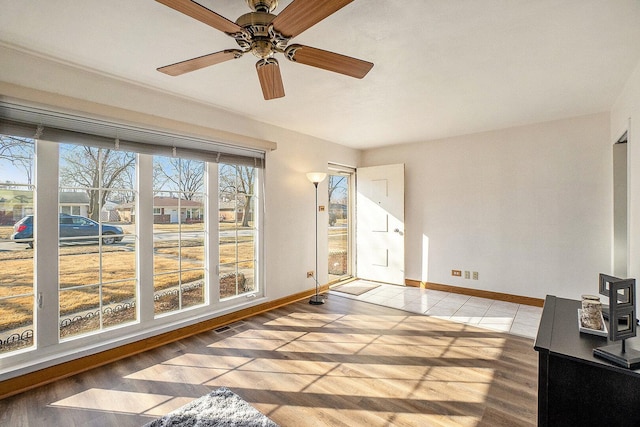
(356, 164, 405, 285)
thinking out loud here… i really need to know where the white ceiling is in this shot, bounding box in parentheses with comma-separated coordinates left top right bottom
(1, 0, 640, 149)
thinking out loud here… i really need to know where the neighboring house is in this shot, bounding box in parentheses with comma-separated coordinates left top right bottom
(1, 189, 124, 222)
(0, 190, 91, 224)
(117, 196, 204, 224)
(115, 201, 135, 223)
(59, 192, 89, 217)
(219, 200, 239, 222)
(61, 193, 123, 221)
(0, 188, 33, 225)
(153, 196, 204, 224)
(100, 200, 120, 222)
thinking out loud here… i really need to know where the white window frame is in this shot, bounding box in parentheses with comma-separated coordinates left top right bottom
(0, 105, 267, 373)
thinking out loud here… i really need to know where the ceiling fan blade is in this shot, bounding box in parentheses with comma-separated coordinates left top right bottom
(156, 0, 243, 34)
(256, 58, 285, 100)
(271, 0, 354, 38)
(285, 44, 373, 79)
(158, 50, 243, 76)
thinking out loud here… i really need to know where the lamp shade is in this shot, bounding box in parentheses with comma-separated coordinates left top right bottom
(306, 172, 327, 184)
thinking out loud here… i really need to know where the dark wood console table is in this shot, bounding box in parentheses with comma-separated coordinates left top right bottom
(534, 295, 640, 426)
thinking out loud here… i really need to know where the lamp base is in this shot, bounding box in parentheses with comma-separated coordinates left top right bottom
(309, 294, 325, 305)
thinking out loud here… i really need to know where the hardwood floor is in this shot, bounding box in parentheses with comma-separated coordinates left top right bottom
(0, 294, 538, 426)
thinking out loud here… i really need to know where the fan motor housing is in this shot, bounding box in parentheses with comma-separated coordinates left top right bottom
(236, 12, 275, 37)
(235, 12, 289, 58)
(246, 0, 278, 13)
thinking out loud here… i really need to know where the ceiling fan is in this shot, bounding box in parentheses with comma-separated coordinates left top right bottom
(155, 0, 374, 100)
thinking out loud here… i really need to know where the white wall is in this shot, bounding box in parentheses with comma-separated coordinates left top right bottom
(362, 113, 612, 300)
(612, 59, 640, 285)
(264, 132, 359, 298)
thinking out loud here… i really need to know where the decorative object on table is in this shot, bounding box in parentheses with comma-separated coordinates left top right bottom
(307, 172, 327, 305)
(577, 309, 608, 337)
(598, 273, 621, 319)
(580, 294, 604, 330)
(143, 386, 279, 427)
(593, 276, 640, 369)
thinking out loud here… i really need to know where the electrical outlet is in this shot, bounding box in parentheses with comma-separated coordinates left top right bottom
(452, 270, 462, 277)
(464, 271, 470, 279)
(472, 271, 479, 280)
(307, 271, 314, 278)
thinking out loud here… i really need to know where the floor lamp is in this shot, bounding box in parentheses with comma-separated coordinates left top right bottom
(307, 172, 327, 305)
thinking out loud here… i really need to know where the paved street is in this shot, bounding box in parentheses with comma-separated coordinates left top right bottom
(0, 229, 255, 252)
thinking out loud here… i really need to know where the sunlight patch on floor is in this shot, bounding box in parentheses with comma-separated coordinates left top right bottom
(50, 388, 173, 414)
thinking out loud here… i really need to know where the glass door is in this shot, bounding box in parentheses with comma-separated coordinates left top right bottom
(327, 165, 354, 282)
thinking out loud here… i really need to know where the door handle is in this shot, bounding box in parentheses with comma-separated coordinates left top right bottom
(394, 228, 404, 236)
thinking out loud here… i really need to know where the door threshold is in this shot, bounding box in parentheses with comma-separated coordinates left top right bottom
(329, 277, 357, 288)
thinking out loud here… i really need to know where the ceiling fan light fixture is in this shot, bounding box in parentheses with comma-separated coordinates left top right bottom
(234, 11, 278, 52)
(251, 39, 274, 59)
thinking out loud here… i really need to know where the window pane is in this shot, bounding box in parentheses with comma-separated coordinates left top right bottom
(102, 281, 136, 329)
(181, 270, 204, 308)
(58, 143, 137, 339)
(102, 248, 136, 282)
(219, 264, 240, 299)
(238, 261, 255, 293)
(153, 156, 205, 315)
(219, 163, 258, 300)
(0, 135, 35, 355)
(59, 249, 100, 287)
(154, 235, 180, 274)
(154, 272, 180, 315)
(60, 285, 101, 338)
(328, 173, 351, 281)
(0, 296, 34, 353)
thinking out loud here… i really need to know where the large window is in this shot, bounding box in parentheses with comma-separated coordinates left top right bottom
(219, 163, 258, 299)
(0, 134, 35, 354)
(153, 156, 206, 315)
(58, 143, 136, 338)
(0, 106, 266, 366)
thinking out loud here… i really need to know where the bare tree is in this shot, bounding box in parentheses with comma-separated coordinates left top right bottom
(154, 158, 204, 200)
(0, 135, 34, 185)
(116, 158, 137, 203)
(219, 164, 255, 228)
(328, 175, 346, 205)
(59, 145, 135, 221)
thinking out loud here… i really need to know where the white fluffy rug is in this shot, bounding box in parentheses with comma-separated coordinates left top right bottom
(144, 387, 279, 427)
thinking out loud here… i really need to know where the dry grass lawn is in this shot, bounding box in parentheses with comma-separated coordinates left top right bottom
(328, 220, 348, 252)
(0, 238, 255, 331)
(0, 225, 14, 240)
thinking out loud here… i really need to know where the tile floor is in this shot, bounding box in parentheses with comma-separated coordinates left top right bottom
(329, 280, 543, 339)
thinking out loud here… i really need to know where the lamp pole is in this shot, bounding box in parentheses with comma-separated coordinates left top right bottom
(307, 172, 326, 305)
